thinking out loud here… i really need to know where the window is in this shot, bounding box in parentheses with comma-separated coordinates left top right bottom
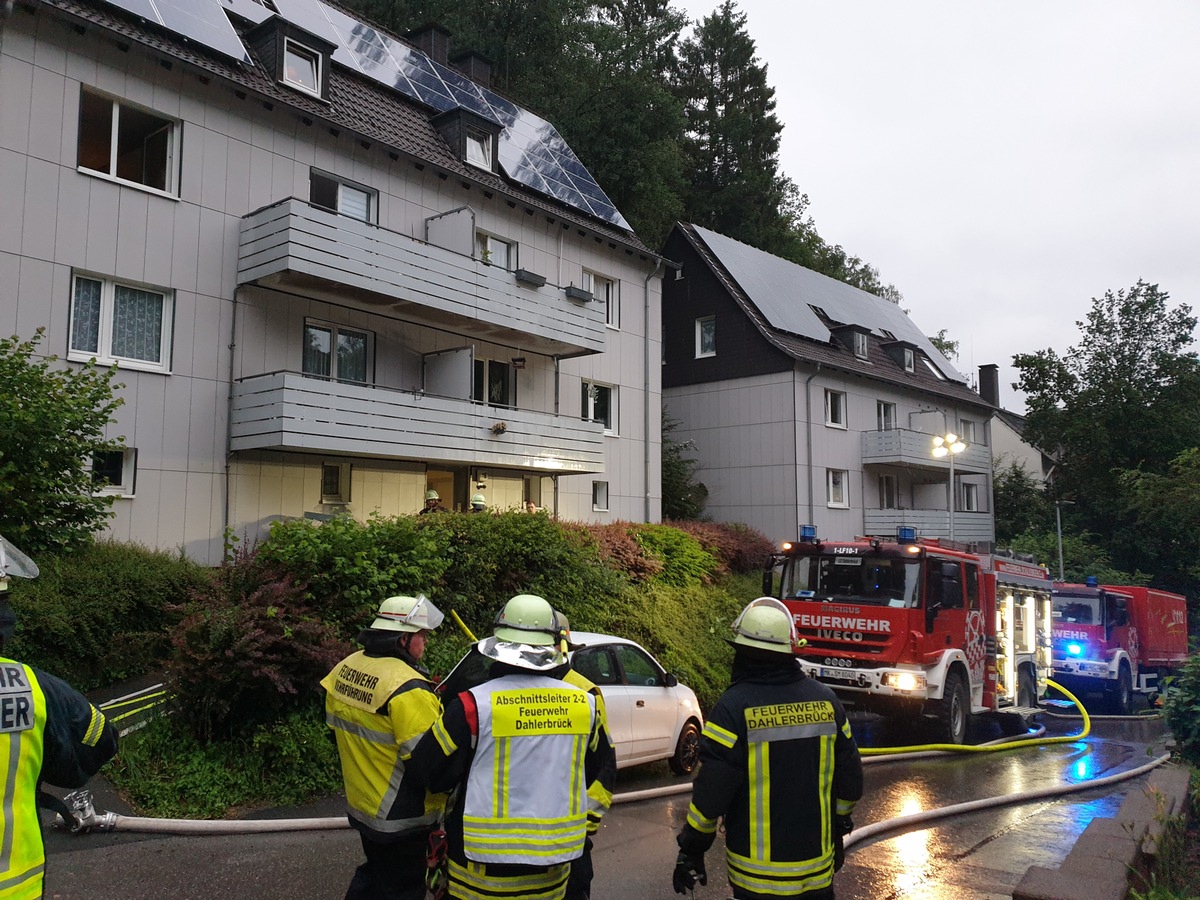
(583, 272, 619, 328)
(581, 382, 616, 434)
(826, 469, 849, 508)
(903, 348, 915, 372)
(473, 358, 514, 408)
(310, 170, 376, 223)
(963, 482, 979, 512)
(878, 474, 898, 509)
(282, 38, 322, 95)
(965, 563, 981, 609)
(477, 233, 515, 270)
(572, 647, 617, 685)
(321, 462, 351, 504)
(959, 419, 977, 443)
(465, 127, 493, 170)
(70, 274, 173, 372)
(592, 480, 609, 512)
(853, 331, 869, 359)
(825, 389, 847, 428)
(695, 316, 716, 358)
(77, 88, 178, 195)
(877, 401, 896, 431)
(303, 320, 372, 383)
(614, 644, 663, 687)
(921, 356, 946, 380)
(92, 448, 137, 497)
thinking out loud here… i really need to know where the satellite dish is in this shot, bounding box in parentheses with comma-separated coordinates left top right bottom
(0, 536, 39, 581)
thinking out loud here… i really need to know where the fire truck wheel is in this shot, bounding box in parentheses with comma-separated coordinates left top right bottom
(1106, 664, 1133, 716)
(939, 670, 970, 745)
(1016, 669, 1036, 709)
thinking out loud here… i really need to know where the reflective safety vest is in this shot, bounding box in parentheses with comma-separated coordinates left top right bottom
(321, 651, 443, 836)
(462, 674, 595, 865)
(0, 660, 47, 900)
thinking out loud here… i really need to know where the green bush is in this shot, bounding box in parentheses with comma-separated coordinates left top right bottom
(668, 520, 776, 576)
(1164, 652, 1200, 767)
(5, 540, 206, 690)
(629, 523, 718, 587)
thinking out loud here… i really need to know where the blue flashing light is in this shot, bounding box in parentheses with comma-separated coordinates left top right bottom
(1067, 643, 1083, 656)
(800, 525, 818, 542)
(897, 526, 917, 543)
(1085, 575, 1098, 587)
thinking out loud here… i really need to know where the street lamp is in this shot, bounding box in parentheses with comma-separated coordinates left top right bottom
(1054, 499, 1076, 581)
(932, 432, 968, 541)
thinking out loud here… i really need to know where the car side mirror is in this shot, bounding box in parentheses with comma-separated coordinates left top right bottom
(664, 672, 678, 688)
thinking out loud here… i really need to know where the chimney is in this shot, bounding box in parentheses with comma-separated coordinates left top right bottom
(979, 364, 1000, 407)
(451, 50, 493, 89)
(406, 23, 451, 65)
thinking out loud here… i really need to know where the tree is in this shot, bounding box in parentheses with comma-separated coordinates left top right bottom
(928, 328, 959, 361)
(1119, 448, 1200, 600)
(0, 329, 124, 552)
(662, 409, 707, 520)
(991, 458, 1050, 544)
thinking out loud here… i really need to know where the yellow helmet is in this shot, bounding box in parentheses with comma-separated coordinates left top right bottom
(730, 597, 797, 654)
(369, 594, 444, 633)
(493, 594, 559, 645)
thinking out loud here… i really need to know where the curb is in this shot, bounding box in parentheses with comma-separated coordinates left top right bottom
(1012, 763, 1192, 900)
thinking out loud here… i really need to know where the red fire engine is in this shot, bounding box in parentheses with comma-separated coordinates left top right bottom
(762, 527, 1053, 743)
(1051, 580, 1188, 714)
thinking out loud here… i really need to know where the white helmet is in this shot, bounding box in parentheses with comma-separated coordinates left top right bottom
(730, 597, 797, 654)
(369, 594, 445, 633)
(470, 493, 487, 508)
(425, 489, 440, 501)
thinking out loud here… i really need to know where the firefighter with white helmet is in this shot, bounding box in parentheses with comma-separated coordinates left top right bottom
(321, 594, 447, 900)
(420, 489, 445, 514)
(404, 594, 613, 900)
(672, 597, 863, 899)
(469, 492, 488, 513)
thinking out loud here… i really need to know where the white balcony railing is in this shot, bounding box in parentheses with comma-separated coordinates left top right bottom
(861, 428, 991, 474)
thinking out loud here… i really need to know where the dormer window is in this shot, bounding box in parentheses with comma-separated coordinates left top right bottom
(904, 348, 915, 372)
(432, 109, 501, 173)
(853, 332, 869, 359)
(245, 18, 335, 102)
(465, 127, 493, 170)
(283, 39, 322, 95)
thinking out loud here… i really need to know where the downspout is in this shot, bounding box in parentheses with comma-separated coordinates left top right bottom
(803, 364, 822, 528)
(553, 355, 560, 517)
(642, 258, 666, 522)
(223, 286, 240, 556)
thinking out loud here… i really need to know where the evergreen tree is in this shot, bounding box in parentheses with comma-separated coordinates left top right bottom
(662, 410, 707, 520)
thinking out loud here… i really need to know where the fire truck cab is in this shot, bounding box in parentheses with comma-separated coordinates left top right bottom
(762, 526, 1052, 744)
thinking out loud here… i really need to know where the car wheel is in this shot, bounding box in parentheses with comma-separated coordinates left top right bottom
(668, 720, 701, 775)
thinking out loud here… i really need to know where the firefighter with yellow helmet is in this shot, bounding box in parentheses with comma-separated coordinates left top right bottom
(672, 597, 863, 899)
(404, 594, 613, 900)
(321, 594, 447, 900)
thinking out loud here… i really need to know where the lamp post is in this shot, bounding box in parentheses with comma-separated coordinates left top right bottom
(1054, 499, 1076, 581)
(932, 432, 967, 541)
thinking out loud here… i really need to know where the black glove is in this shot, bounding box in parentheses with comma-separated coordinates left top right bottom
(672, 850, 707, 894)
(833, 814, 853, 873)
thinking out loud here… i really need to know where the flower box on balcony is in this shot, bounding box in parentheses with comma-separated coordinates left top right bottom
(514, 268, 547, 287)
(563, 284, 593, 302)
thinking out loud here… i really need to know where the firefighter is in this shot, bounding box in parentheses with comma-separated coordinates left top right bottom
(468, 493, 488, 513)
(672, 597, 863, 900)
(0, 597, 119, 899)
(321, 594, 447, 900)
(419, 489, 445, 514)
(404, 594, 610, 900)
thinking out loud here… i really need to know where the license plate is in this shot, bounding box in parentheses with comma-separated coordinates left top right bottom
(820, 668, 853, 680)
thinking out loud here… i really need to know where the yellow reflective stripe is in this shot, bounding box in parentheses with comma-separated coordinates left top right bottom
(586, 780, 612, 814)
(686, 801, 718, 834)
(819, 732, 833, 850)
(448, 858, 569, 900)
(494, 735, 509, 818)
(570, 734, 585, 814)
(727, 851, 834, 896)
(836, 798, 856, 816)
(747, 740, 767, 860)
(702, 720, 737, 748)
(841, 719, 853, 739)
(82, 707, 106, 747)
(431, 717, 456, 755)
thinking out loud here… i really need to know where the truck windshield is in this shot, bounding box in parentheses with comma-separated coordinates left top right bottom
(781, 555, 921, 607)
(1052, 594, 1099, 625)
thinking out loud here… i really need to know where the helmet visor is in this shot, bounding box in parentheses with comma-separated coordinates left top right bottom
(476, 636, 565, 671)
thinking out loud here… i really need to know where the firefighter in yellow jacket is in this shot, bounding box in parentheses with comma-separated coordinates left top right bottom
(404, 594, 613, 900)
(321, 594, 446, 900)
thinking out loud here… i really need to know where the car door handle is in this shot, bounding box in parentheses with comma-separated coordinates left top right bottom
(636, 700, 645, 707)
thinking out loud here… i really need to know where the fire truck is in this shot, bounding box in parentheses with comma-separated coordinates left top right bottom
(1051, 580, 1188, 714)
(762, 527, 1053, 743)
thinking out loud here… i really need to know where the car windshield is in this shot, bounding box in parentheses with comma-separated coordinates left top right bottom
(1053, 594, 1099, 625)
(782, 555, 921, 607)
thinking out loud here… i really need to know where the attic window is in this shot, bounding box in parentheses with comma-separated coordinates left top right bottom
(920, 355, 946, 380)
(283, 39, 322, 96)
(853, 332, 869, 359)
(465, 128, 493, 170)
(809, 304, 829, 320)
(903, 348, 915, 372)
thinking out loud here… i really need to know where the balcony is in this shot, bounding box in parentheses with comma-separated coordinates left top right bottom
(863, 508, 995, 546)
(861, 428, 991, 474)
(237, 199, 606, 358)
(230, 371, 605, 473)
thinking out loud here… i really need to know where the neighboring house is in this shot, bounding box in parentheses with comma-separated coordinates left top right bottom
(0, 0, 662, 564)
(978, 364, 1056, 485)
(662, 223, 997, 548)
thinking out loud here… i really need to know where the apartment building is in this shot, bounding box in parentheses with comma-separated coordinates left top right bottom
(0, 0, 662, 564)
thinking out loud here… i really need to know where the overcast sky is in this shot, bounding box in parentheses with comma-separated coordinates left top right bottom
(671, 0, 1200, 410)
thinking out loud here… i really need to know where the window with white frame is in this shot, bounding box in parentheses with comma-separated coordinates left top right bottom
(282, 38, 323, 96)
(476, 233, 515, 270)
(592, 480, 609, 512)
(473, 358, 514, 408)
(695, 316, 715, 358)
(465, 127, 493, 170)
(959, 419, 977, 443)
(582, 381, 616, 434)
(853, 331, 869, 359)
(92, 448, 137, 497)
(877, 400, 896, 431)
(825, 389, 847, 428)
(583, 271, 619, 328)
(962, 482, 979, 512)
(310, 170, 376, 222)
(77, 88, 178, 195)
(903, 348, 915, 372)
(878, 474, 898, 509)
(70, 274, 173, 372)
(321, 462, 351, 504)
(826, 469, 849, 508)
(921, 355, 946, 380)
(302, 320, 372, 383)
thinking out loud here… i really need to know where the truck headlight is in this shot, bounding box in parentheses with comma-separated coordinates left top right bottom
(882, 672, 926, 692)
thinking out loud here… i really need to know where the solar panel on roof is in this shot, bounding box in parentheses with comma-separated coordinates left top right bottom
(220, 0, 274, 27)
(99, 0, 251, 63)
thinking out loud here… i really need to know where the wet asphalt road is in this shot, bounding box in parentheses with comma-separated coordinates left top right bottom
(43, 708, 1170, 899)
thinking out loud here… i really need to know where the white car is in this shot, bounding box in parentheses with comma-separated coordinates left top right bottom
(438, 631, 704, 774)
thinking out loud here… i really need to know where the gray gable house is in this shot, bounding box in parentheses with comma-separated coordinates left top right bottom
(1, 0, 664, 564)
(662, 223, 997, 548)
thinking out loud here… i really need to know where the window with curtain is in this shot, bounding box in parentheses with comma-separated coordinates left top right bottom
(69, 274, 173, 372)
(303, 320, 372, 383)
(310, 170, 377, 223)
(582, 381, 616, 434)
